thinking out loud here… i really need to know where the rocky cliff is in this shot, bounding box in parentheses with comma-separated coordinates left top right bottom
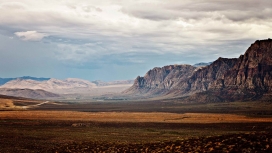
(125, 39, 272, 102)
(222, 39, 272, 91)
(124, 64, 196, 96)
(204, 39, 272, 102)
(169, 58, 238, 96)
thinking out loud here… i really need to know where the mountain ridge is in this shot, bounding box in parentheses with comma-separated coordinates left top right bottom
(0, 77, 134, 98)
(92, 80, 134, 86)
(125, 39, 272, 102)
(0, 76, 50, 85)
(0, 78, 97, 93)
(124, 64, 196, 96)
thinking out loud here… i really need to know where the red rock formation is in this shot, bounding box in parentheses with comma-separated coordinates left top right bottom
(222, 39, 272, 91)
(126, 39, 272, 102)
(170, 58, 237, 95)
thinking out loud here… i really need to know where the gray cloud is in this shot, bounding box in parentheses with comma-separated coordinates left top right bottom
(121, 0, 272, 22)
(0, 0, 272, 80)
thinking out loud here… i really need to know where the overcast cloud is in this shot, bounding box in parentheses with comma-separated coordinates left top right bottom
(0, 0, 271, 81)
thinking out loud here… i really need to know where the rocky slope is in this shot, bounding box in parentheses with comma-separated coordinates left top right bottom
(0, 88, 60, 99)
(124, 64, 197, 96)
(200, 39, 272, 102)
(222, 40, 272, 92)
(125, 39, 272, 102)
(169, 58, 238, 96)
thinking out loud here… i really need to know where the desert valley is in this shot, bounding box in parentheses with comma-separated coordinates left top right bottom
(1, 39, 272, 152)
(1, 0, 272, 152)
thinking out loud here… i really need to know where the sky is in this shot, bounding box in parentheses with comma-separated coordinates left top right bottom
(0, 0, 272, 81)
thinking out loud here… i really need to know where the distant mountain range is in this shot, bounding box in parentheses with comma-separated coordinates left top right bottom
(92, 80, 134, 86)
(0, 77, 134, 87)
(193, 62, 213, 67)
(0, 78, 96, 91)
(124, 39, 272, 102)
(0, 88, 60, 99)
(0, 76, 50, 85)
(5, 39, 272, 102)
(0, 77, 134, 98)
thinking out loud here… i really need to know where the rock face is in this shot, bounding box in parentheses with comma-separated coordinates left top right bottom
(170, 58, 237, 96)
(124, 64, 197, 96)
(206, 39, 272, 102)
(222, 39, 272, 91)
(125, 39, 272, 102)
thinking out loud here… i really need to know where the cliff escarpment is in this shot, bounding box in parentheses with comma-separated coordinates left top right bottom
(125, 39, 272, 102)
(124, 64, 196, 96)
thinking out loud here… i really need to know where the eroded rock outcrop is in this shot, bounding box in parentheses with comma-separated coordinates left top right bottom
(222, 39, 272, 91)
(124, 64, 196, 96)
(125, 39, 272, 102)
(207, 39, 272, 102)
(169, 58, 237, 96)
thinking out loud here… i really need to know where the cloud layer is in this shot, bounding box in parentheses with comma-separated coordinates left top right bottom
(0, 0, 272, 80)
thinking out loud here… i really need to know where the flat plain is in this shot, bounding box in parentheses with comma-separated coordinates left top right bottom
(1, 96, 272, 152)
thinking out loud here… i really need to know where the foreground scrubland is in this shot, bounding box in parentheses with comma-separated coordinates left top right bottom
(1, 97, 272, 152)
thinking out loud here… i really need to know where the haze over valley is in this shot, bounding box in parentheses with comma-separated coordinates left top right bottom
(0, 77, 134, 99)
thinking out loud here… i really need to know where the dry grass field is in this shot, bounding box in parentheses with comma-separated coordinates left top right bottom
(1, 96, 272, 152)
(1, 111, 272, 123)
(0, 98, 14, 108)
(0, 95, 45, 110)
